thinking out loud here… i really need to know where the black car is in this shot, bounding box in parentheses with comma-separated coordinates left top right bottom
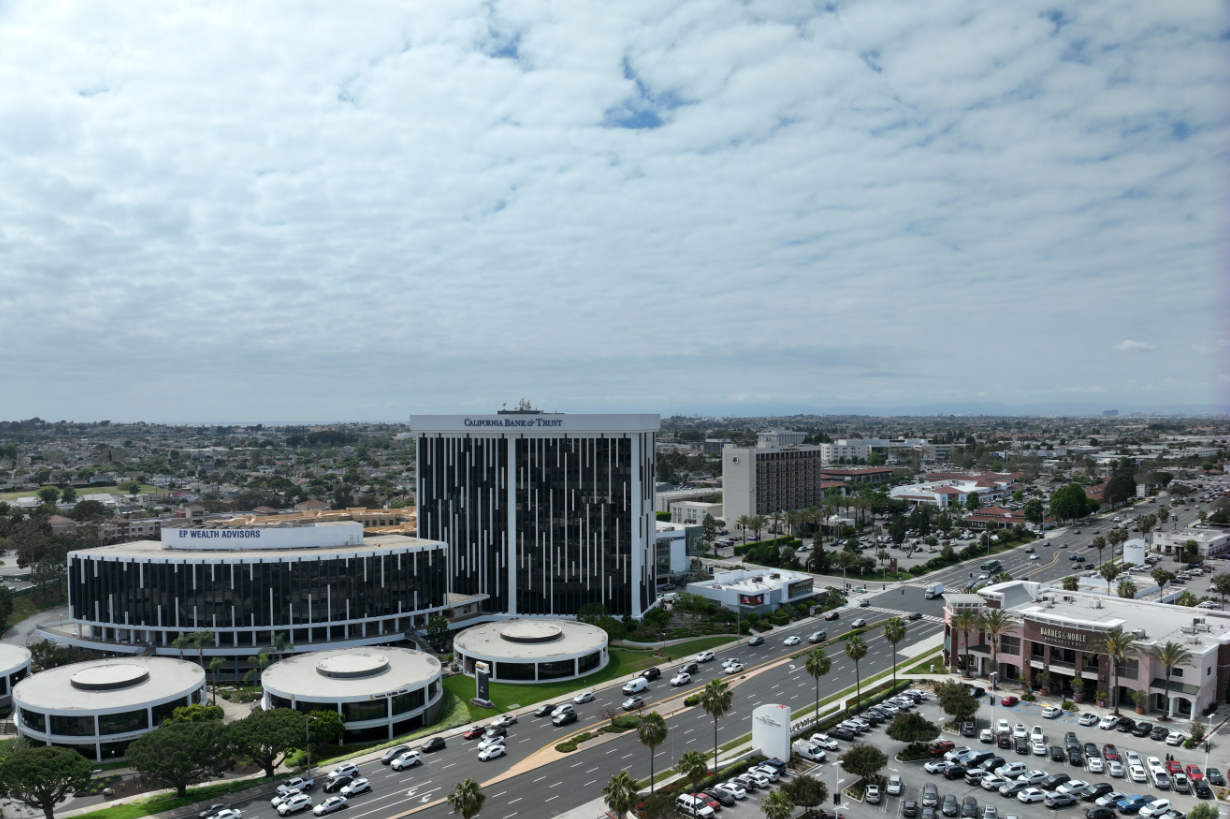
(1068, 748, 1084, 766)
(1014, 737, 1030, 755)
(942, 795, 959, 817)
(968, 686, 986, 698)
(998, 734, 1012, 749)
(680, 662, 700, 674)
(534, 704, 555, 717)
(1193, 779, 1212, 798)
(1116, 717, 1137, 732)
(962, 722, 977, 737)
(324, 776, 353, 794)
(922, 783, 939, 807)
(1206, 767, 1226, 787)
(961, 796, 979, 819)
(1132, 722, 1152, 737)
(1082, 784, 1115, 802)
(1151, 725, 1170, 741)
(909, 612, 924, 621)
(1040, 773, 1071, 790)
(641, 667, 661, 681)
(553, 711, 578, 727)
(922, 808, 938, 819)
(904, 801, 919, 817)
(1065, 732, 1080, 748)
(1085, 808, 1116, 819)
(1050, 746, 1066, 762)
(862, 711, 885, 725)
(1001, 782, 1028, 797)
(945, 764, 968, 780)
(830, 727, 856, 741)
(422, 736, 446, 753)
(749, 635, 765, 646)
(981, 757, 1006, 772)
(197, 805, 229, 819)
(1084, 743, 1101, 759)
(704, 787, 736, 807)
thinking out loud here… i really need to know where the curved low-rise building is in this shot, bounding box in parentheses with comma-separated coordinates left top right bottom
(13, 657, 206, 761)
(262, 647, 443, 743)
(453, 620, 608, 684)
(38, 521, 449, 673)
(0, 644, 32, 708)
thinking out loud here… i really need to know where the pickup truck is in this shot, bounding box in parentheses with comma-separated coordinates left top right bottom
(277, 777, 315, 795)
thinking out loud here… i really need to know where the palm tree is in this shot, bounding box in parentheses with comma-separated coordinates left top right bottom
(751, 515, 766, 542)
(635, 712, 668, 794)
(699, 678, 733, 775)
(1211, 573, 1230, 608)
(761, 790, 796, 819)
(1099, 563, 1122, 596)
(208, 657, 226, 704)
(803, 648, 832, 721)
(245, 648, 272, 685)
(273, 633, 294, 661)
(190, 630, 215, 669)
(736, 515, 752, 543)
(1094, 627, 1139, 715)
(881, 618, 907, 690)
(678, 750, 709, 794)
(769, 511, 784, 536)
(171, 633, 192, 661)
(1117, 579, 1137, 598)
(845, 635, 869, 712)
(601, 771, 638, 819)
(950, 609, 979, 675)
(976, 609, 1016, 683)
(445, 778, 485, 819)
(1145, 641, 1193, 720)
(1092, 535, 1107, 565)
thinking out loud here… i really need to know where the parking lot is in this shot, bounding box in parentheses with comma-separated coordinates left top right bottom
(831, 695, 1221, 819)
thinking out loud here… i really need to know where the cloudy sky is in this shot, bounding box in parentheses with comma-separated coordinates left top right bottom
(1, 1, 1226, 422)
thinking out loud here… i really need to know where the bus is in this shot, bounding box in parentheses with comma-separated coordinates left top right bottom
(980, 559, 1002, 574)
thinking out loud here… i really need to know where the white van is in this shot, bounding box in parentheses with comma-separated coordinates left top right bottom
(621, 677, 649, 695)
(675, 794, 715, 817)
(792, 740, 826, 761)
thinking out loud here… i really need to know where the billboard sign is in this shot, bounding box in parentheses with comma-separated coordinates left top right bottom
(739, 593, 765, 606)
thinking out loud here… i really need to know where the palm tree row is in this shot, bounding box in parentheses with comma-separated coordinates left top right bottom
(949, 607, 1018, 677)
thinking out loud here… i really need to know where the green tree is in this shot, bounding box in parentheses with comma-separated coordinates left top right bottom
(127, 721, 234, 797)
(977, 608, 1016, 682)
(1092, 535, 1107, 565)
(1117, 579, 1137, 598)
(701, 513, 719, 547)
(881, 618, 907, 691)
(306, 709, 345, 750)
(68, 499, 110, 522)
(165, 704, 224, 724)
(885, 712, 940, 747)
(1187, 804, 1219, 819)
(445, 778, 486, 819)
(245, 648, 272, 685)
(761, 790, 795, 819)
(1050, 483, 1096, 523)
(677, 750, 709, 793)
(118, 479, 142, 497)
(1099, 563, 1122, 596)
(1095, 627, 1139, 715)
(965, 493, 982, 512)
(230, 707, 304, 777)
(1145, 641, 1193, 718)
(1151, 568, 1175, 590)
(845, 635, 869, 710)
(699, 678, 733, 775)
(840, 743, 888, 780)
(427, 614, 450, 644)
(0, 746, 94, 819)
(636, 712, 668, 794)
(935, 679, 980, 724)
(1103, 471, 1137, 509)
(1061, 575, 1079, 592)
(950, 609, 979, 673)
(1174, 590, 1200, 607)
(804, 648, 832, 722)
(36, 486, 61, 505)
(59, 486, 77, 504)
(780, 774, 827, 816)
(601, 770, 639, 819)
(272, 632, 294, 661)
(0, 586, 14, 628)
(209, 657, 226, 704)
(1211, 573, 1230, 608)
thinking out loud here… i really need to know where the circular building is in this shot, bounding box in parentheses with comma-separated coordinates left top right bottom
(453, 620, 608, 684)
(0, 644, 32, 707)
(262, 647, 443, 743)
(13, 657, 206, 761)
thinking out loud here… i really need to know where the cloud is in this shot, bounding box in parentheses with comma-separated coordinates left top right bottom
(1114, 340, 1158, 353)
(0, 0, 1223, 421)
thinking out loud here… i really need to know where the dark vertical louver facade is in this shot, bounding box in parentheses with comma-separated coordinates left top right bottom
(413, 414, 657, 619)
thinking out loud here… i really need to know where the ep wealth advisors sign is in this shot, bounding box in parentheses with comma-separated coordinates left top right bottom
(161, 522, 364, 551)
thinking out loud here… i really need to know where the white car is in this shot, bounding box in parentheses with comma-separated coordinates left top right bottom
(887, 775, 903, 796)
(944, 746, 973, 761)
(1012, 724, 1027, 739)
(551, 704, 574, 717)
(783, 636, 801, 646)
(1099, 715, 1118, 730)
(340, 779, 370, 797)
(925, 759, 951, 774)
(1107, 760, 1125, 778)
(1017, 788, 1047, 803)
(1058, 780, 1090, 795)
(724, 662, 744, 673)
(1087, 757, 1105, 774)
(670, 672, 691, 686)
(492, 714, 518, 728)
(752, 764, 780, 782)
(996, 719, 1010, 735)
(999, 763, 1027, 778)
(477, 735, 505, 751)
(810, 734, 840, 751)
(478, 744, 506, 761)
(1030, 726, 1046, 742)
(272, 791, 303, 808)
(981, 775, 1010, 792)
(1029, 554, 1039, 560)
(695, 650, 715, 662)
(278, 795, 313, 816)
(1096, 792, 1128, 808)
(213, 811, 242, 819)
(1079, 713, 1100, 727)
(1165, 732, 1187, 746)
(1146, 757, 1164, 773)
(574, 691, 595, 703)
(1031, 741, 1047, 756)
(312, 797, 347, 816)
(1129, 765, 1148, 783)
(1017, 771, 1047, 785)
(979, 729, 994, 743)
(1140, 801, 1173, 819)
(866, 784, 882, 804)
(717, 782, 747, 799)
(1040, 706, 1062, 719)
(391, 751, 421, 771)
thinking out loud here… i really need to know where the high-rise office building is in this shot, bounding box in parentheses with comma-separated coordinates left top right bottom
(410, 410, 659, 619)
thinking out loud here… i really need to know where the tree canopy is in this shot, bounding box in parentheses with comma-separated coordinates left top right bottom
(127, 721, 234, 797)
(840, 744, 888, 780)
(885, 712, 941, 746)
(0, 746, 94, 819)
(230, 707, 304, 777)
(1050, 483, 1099, 522)
(935, 680, 980, 724)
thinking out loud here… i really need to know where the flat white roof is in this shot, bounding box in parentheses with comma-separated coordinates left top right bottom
(262, 648, 440, 701)
(14, 657, 204, 713)
(409, 414, 659, 434)
(71, 533, 444, 561)
(0, 644, 31, 675)
(454, 619, 607, 661)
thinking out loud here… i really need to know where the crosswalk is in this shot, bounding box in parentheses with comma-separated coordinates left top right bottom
(863, 605, 944, 623)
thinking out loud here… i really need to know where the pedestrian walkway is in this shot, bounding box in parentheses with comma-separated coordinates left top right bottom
(863, 606, 943, 623)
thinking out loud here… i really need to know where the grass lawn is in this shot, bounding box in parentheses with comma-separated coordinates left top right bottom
(442, 635, 736, 713)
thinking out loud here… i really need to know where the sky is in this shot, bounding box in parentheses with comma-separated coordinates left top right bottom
(0, 0, 1227, 423)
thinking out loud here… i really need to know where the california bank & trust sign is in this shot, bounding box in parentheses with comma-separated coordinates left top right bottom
(463, 418, 564, 428)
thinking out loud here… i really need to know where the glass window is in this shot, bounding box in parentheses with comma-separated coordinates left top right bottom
(391, 689, 425, 715)
(427, 680, 439, 700)
(51, 714, 96, 737)
(342, 700, 388, 722)
(151, 696, 189, 726)
(99, 709, 149, 735)
(577, 651, 601, 674)
(496, 662, 535, 681)
(537, 659, 576, 680)
(270, 694, 293, 710)
(20, 708, 45, 732)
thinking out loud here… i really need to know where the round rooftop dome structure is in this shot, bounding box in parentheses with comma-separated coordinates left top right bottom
(453, 619, 608, 684)
(0, 644, 32, 707)
(262, 647, 443, 744)
(13, 656, 205, 762)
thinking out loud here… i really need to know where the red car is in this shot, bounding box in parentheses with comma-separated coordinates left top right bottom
(928, 741, 955, 757)
(1187, 764, 1204, 782)
(695, 793, 721, 811)
(1167, 760, 1183, 775)
(1102, 744, 1119, 761)
(463, 726, 486, 740)
(825, 611, 840, 621)
(1000, 696, 1019, 707)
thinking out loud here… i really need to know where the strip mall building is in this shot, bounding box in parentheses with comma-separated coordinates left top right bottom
(944, 581, 1230, 719)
